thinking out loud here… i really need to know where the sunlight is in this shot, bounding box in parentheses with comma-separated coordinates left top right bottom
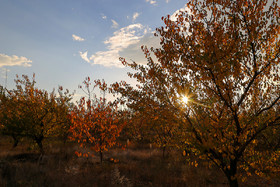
(182, 96, 189, 104)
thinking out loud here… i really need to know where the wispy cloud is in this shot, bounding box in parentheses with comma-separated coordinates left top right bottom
(89, 50, 120, 67)
(111, 19, 119, 29)
(119, 32, 160, 65)
(145, 0, 157, 5)
(79, 51, 90, 63)
(72, 34, 85, 41)
(79, 24, 153, 67)
(78, 5, 191, 68)
(0, 54, 32, 68)
(132, 12, 140, 22)
(101, 13, 107, 20)
(166, 0, 170, 3)
(105, 24, 145, 50)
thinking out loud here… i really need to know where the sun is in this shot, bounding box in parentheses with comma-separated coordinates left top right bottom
(182, 96, 189, 104)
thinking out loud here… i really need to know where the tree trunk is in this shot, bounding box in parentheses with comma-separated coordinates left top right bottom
(37, 141, 44, 154)
(12, 136, 19, 148)
(162, 146, 166, 159)
(224, 160, 238, 187)
(35, 136, 44, 154)
(99, 151, 103, 164)
(228, 178, 238, 187)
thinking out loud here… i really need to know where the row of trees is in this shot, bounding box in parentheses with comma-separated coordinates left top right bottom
(1, 0, 280, 186)
(0, 75, 126, 164)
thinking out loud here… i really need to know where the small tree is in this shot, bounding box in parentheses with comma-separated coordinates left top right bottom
(69, 77, 125, 163)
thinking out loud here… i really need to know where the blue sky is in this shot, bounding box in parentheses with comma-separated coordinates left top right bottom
(0, 0, 187, 100)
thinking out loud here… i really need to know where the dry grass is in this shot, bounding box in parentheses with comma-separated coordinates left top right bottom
(1, 136, 280, 186)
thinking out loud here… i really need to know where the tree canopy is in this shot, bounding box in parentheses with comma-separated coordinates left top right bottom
(0, 74, 73, 152)
(112, 0, 280, 186)
(69, 77, 126, 163)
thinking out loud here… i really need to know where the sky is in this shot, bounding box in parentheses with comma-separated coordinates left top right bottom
(0, 0, 187, 101)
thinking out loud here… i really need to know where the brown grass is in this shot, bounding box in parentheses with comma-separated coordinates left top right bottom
(0, 136, 279, 187)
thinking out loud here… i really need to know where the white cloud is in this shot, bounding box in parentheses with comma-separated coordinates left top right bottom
(132, 12, 140, 22)
(79, 24, 154, 67)
(170, 5, 192, 21)
(89, 50, 120, 67)
(119, 32, 160, 65)
(0, 54, 32, 68)
(78, 5, 192, 68)
(79, 51, 90, 63)
(166, 0, 170, 3)
(72, 34, 85, 41)
(146, 0, 157, 5)
(111, 19, 119, 29)
(105, 24, 145, 51)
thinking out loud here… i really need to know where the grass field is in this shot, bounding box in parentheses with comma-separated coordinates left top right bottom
(0, 136, 279, 187)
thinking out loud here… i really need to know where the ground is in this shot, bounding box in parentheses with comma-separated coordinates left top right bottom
(0, 136, 279, 186)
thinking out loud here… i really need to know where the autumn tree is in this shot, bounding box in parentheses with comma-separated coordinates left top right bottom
(0, 74, 73, 152)
(0, 85, 4, 97)
(69, 77, 125, 163)
(0, 85, 24, 147)
(111, 70, 182, 157)
(53, 86, 74, 143)
(123, 94, 179, 158)
(113, 0, 280, 186)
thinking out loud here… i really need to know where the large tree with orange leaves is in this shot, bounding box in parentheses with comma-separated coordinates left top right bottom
(113, 0, 280, 186)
